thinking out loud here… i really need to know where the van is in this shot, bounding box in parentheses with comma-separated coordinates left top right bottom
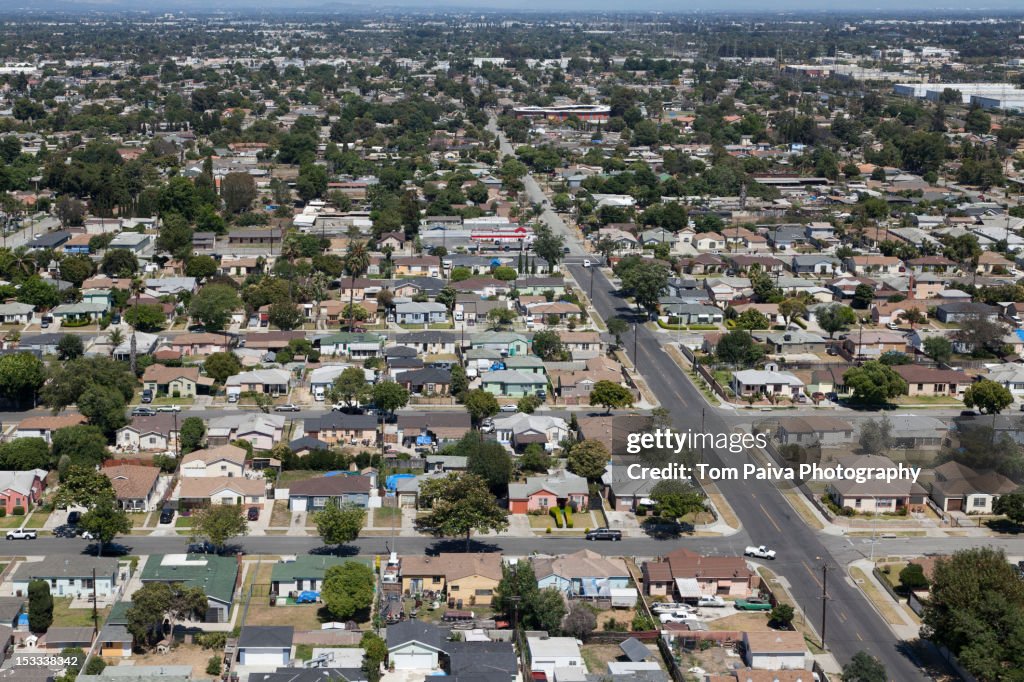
(141, 389, 153, 404)
(227, 393, 238, 403)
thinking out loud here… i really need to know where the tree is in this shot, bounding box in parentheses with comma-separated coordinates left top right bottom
(768, 603, 794, 629)
(55, 196, 86, 227)
(322, 562, 376, 620)
(189, 284, 240, 331)
(517, 395, 542, 414)
(416, 473, 508, 551)
(899, 563, 930, 592)
(616, 258, 668, 313)
(964, 105, 991, 135)
(567, 440, 610, 479)
(16, 276, 59, 309)
(606, 317, 629, 347)
(296, 163, 329, 202)
(852, 284, 874, 310)
(462, 389, 499, 424)
(778, 298, 806, 326)
(858, 416, 893, 455)
(222, 172, 257, 213)
(372, 380, 409, 414)
(100, 249, 139, 278)
(191, 504, 248, 550)
(125, 303, 167, 332)
(0, 438, 50, 471)
(843, 362, 907, 405)
(532, 588, 567, 634)
(963, 379, 1013, 419)
(53, 465, 116, 509)
(899, 308, 926, 329)
(56, 334, 84, 361)
(315, 501, 365, 549)
(450, 365, 469, 397)
(204, 352, 241, 384)
(492, 265, 517, 281)
(156, 213, 194, 257)
(462, 432, 513, 494)
(126, 582, 173, 648)
(486, 307, 516, 328)
(994, 491, 1024, 526)
(562, 602, 597, 640)
(80, 501, 132, 552)
(735, 308, 770, 330)
(494, 560, 540, 620)
(343, 242, 370, 331)
(52, 425, 109, 469)
(180, 417, 206, 454)
(952, 314, 1008, 357)
(923, 336, 953, 365)
(185, 255, 218, 279)
(329, 367, 370, 406)
(650, 479, 705, 519)
(78, 384, 128, 435)
(816, 304, 858, 338)
(589, 380, 633, 413)
(841, 651, 887, 682)
(923, 547, 1024, 680)
(532, 330, 565, 361)
(532, 224, 565, 267)
(41, 356, 136, 410)
(267, 301, 303, 330)
(59, 254, 94, 287)
(361, 632, 387, 681)
(28, 579, 53, 633)
(715, 330, 765, 368)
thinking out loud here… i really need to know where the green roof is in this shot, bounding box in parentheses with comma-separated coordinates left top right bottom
(318, 332, 383, 344)
(107, 600, 132, 625)
(271, 555, 371, 582)
(140, 554, 238, 605)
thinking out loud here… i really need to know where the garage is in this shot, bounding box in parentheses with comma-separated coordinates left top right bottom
(236, 626, 293, 667)
(387, 621, 445, 670)
(290, 496, 307, 512)
(391, 650, 436, 670)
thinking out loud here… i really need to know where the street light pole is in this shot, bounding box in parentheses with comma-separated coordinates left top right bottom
(632, 323, 638, 372)
(820, 560, 829, 651)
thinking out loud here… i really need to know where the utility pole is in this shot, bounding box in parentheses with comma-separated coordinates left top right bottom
(91, 567, 98, 636)
(820, 561, 829, 651)
(589, 265, 594, 299)
(632, 323, 638, 372)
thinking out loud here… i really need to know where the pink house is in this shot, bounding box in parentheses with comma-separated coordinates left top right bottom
(508, 470, 588, 514)
(0, 469, 47, 514)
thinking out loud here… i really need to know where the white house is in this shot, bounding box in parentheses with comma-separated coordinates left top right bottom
(11, 556, 120, 599)
(225, 368, 291, 399)
(180, 444, 247, 478)
(742, 631, 807, 671)
(394, 301, 448, 325)
(309, 364, 351, 401)
(731, 369, 805, 398)
(237, 626, 293, 667)
(0, 302, 34, 324)
(528, 636, 585, 680)
(387, 621, 447, 670)
(984, 363, 1024, 397)
(492, 413, 569, 451)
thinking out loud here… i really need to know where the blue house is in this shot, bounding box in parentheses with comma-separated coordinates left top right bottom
(531, 549, 633, 597)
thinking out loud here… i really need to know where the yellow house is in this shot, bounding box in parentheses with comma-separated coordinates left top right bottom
(400, 553, 502, 606)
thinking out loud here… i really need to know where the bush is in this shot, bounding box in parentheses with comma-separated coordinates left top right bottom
(0, 508, 6, 518)
(549, 507, 563, 528)
(12, 506, 24, 516)
(563, 506, 574, 529)
(206, 655, 222, 676)
(85, 658, 107, 675)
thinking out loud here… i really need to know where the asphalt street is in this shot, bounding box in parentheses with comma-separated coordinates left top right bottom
(568, 263, 931, 679)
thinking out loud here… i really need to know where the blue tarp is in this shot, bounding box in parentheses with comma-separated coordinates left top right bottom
(416, 435, 433, 446)
(296, 591, 319, 603)
(386, 473, 416, 491)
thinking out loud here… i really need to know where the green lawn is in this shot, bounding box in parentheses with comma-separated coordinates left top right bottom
(175, 516, 193, 527)
(371, 506, 402, 528)
(276, 470, 320, 486)
(52, 597, 110, 628)
(23, 511, 51, 529)
(151, 396, 196, 406)
(0, 516, 27, 529)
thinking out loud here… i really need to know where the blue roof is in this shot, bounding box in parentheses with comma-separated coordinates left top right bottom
(1015, 329, 1024, 342)
(416, 435, 433, 445)
(386, 474, 416, 490)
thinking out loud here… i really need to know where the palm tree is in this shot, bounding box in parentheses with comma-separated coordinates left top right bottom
(107, 327, 125, 356)
(342, 241, 370, 332)
(11, 248, 36, 280)
(128, 276, 145, 374)
(900, 308, 926, 330)
(381, 245, 394, 279)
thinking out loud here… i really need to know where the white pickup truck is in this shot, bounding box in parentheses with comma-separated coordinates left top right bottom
(744, 545, 776, 560)
(6, 529, 36, 540)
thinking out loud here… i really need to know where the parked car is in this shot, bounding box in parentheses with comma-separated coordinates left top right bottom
(67, 511, 80, 525)
(247, 507, 260, 521)
(78, 529, 94, 540)
(658, 612, 692, 624)
(156, 405, 181, 412)
(6, 529, 36, 540)
(585, 528, 622, 541)
(651, 602, 690, 613)
(697, 595, 727, 608)
(734, 598, 772, 611)
(274, 403, 301, 412)
(131, 406, 156, 417)
(187, 540, 214, 553)
(141, 389, 153, 404)
(159, 507, 175, 524)
(499, 404, 518, 413)
(744, 545, 777, 560)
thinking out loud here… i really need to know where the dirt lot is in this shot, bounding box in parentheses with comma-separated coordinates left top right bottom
(244, 601, 325, 631)
(130, 642, 216, 678)
(707, 612, 773, 632)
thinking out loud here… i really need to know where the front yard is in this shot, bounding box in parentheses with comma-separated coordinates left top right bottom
(52, 597, 110, 628)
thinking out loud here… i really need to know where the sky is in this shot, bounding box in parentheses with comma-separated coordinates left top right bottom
(11, 0, 1024, 13)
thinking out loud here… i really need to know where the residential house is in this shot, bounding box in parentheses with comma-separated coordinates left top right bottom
(400, 553, 502, 607)
(532, 549, 632, 599)
(731, 303, 784, 327)
(180, 444, 247, 478)
(393, 256, 442, 278)
(40, 627, 95, 653)
(469, 331, 530, 356)
(893, 365, 971, 397)
(730, 369, 805, 398)
(14, 414, 86, 444)
(492, 413, 568, 452)
(167, 333, 229, 356)
(704, 276, 752, 305)
(641, 548, 756, 599)
(396, 412, 472, 447)
(101, 464, 161, 512)
(0, 469, 47, 515)
(523, 301, 580, 324)
(286, 474, 374, 512)
(662, 303, 723, 325)
(237, 626, 293, 667)
(694, 232, 726, 252)
(728, 254, 785, 276)
(516, 277, 567, 297)
(870, 299, 928, 326)
(225, 369, 291, 399)
(219, 256, 261, 278)
(50, 301, 107, 322)
(765, 331, 827, 355)
(12, 556, 119, 599)
(934, 301, 1000, 324)
(985, 363, 1024, 396)
(308, 364, 352, 402)
(394, 331, 460, 356)
(776, 417, 855, 447)
(451, 277, 512, 299)
(387, 621, 447, 671)
(141, 365, 213, 398)
(527, 636, 585, 680)
(826, 454, 928, 513)
(508, 469, 588, 513)
(843, 330, 906, 358)
(742, 631, 807, 672)
(929, 461, 1018, 514)
(316, 332, 384, 358)
(977, 250, 1014, 274)
(0, 302, 34, 324)
(394, 301, 448, 326)
(304, 413, 378, 447)
(679, 253, 726, 275)
(270, 555, 347, 596)
(177, 476, 266, 509)
(141, 553, 237, 622)
(845, 255, 904, 276)
(885, 415, 949, 450)
(906, 256, 955, 274)
(206, 413, 285, 451)
(503, 355, 546, 376)
(396, 367, 452, 396)
(481, 369, 547, 397)
(559, 331, 603, 360)
(791, 255, 840, 275)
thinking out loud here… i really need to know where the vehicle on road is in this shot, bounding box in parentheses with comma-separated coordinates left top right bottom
(697, 595, 727, 608)
(247, 507, 260, 521)
(734, 598, 772, 611)
(585, 528, 622, 541)
(499, 404, 518, 413)
(159, 507, 175, 524)
(156, 405, 181, 412)
(6, 529, 36, 540)
(583, 259, 591, 267)
(274, 403, 300, 412)
(744, 545, 776, 559)
(188, 540, 214, 554)
(78, 529, 94, 540)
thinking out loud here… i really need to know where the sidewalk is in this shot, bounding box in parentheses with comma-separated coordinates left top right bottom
(849, 558, 921, 640)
